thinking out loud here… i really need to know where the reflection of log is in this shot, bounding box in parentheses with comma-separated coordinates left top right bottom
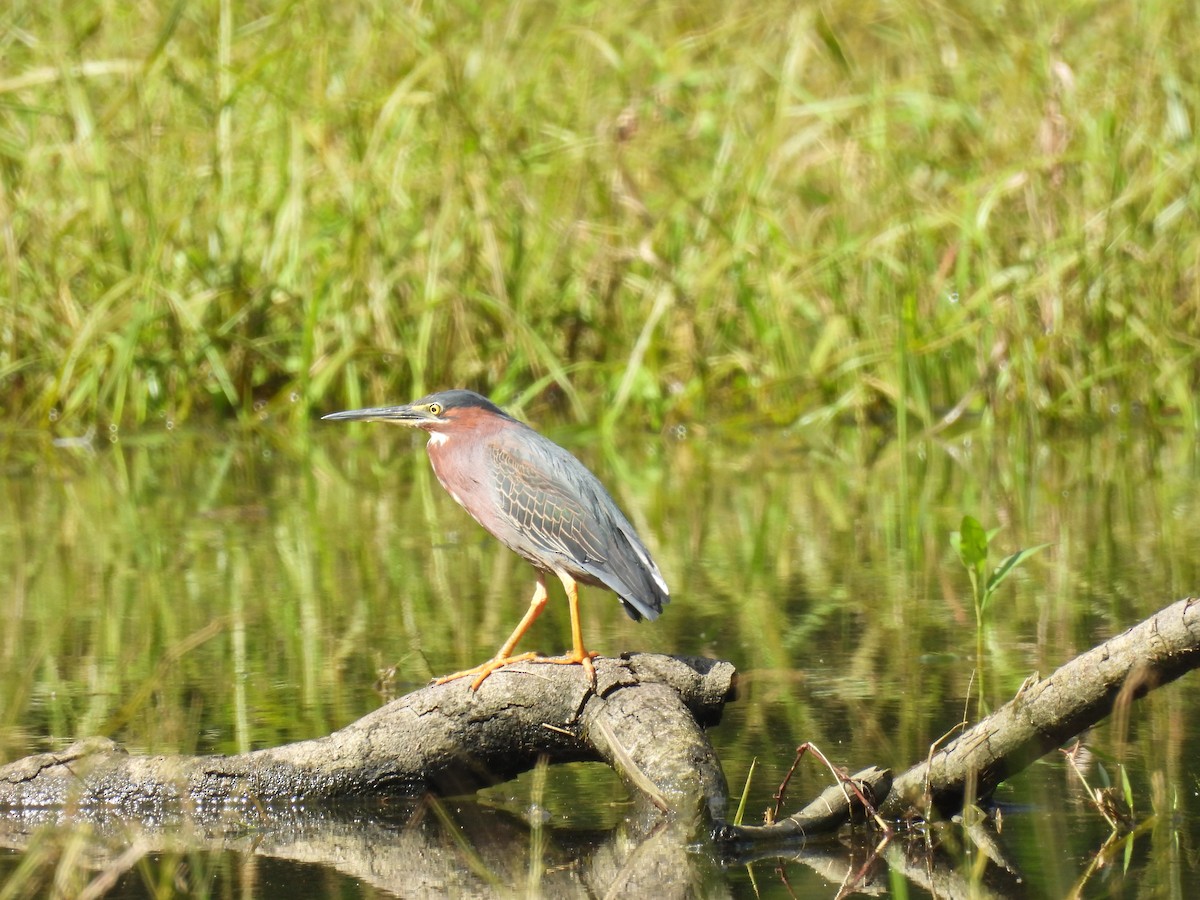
(0, 654, 733, 822)
(0, 801, 715, 898)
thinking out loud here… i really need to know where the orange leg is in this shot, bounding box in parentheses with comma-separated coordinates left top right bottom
(541, 572, 598, 686)
(434, 573, 548, 689)
(434, 571, 597, 690)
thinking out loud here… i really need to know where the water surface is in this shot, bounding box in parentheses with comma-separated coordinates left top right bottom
(1, 419, 1197, 896)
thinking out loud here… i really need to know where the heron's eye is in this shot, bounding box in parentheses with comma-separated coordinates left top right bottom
(428, 402, 443, 416)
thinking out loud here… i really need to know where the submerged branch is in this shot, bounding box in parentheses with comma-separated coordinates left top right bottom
(882, 595, 1200, 819)
(717, 596, 1200, 851)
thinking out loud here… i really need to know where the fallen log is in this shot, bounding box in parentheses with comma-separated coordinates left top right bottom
(4, 598, 1198, 858)
(0, 654, 734, 824)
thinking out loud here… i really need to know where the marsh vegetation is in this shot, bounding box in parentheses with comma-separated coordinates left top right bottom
(2, 0, 1199, 895)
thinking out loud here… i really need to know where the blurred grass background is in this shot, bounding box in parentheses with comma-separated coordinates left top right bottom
(2, 0, 1197, 431)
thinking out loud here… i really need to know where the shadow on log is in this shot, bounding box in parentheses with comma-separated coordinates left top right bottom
(2, 598, 1199, 893)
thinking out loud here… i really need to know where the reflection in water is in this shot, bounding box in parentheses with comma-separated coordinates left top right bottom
(1, 425, 1198, 895)
(0, 801, 720, 898)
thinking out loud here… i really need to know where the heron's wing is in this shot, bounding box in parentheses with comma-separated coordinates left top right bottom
(490, 444, 610, 568)
(488, 438, 670, 622)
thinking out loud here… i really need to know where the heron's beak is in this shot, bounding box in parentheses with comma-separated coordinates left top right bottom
(321, 404, 433, 426)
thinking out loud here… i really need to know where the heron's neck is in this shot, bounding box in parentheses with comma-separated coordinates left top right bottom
(424, 430, 474, 512)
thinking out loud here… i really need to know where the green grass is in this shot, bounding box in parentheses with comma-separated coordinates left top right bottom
(1, 0, 1198, 431)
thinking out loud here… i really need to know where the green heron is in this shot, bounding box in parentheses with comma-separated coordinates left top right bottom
(323, 390, 670, 689)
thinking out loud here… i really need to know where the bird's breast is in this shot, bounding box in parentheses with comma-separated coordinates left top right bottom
(426, 433, 490, 518)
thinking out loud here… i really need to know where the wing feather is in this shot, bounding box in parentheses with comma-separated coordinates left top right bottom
(492, 445, 608, 565)
(488, 435, 669, 621)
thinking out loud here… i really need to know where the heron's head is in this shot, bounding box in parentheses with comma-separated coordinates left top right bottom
(322, 389, 515, 436)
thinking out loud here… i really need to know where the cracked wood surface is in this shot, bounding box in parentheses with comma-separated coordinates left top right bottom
(0, 653, 734, 822)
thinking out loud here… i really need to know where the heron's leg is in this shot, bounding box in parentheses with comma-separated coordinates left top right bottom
(541, 572, 598, 687)
(492, 572, 550, 659)
(433, 574, 548, 690)
(433, 572, 597, 690)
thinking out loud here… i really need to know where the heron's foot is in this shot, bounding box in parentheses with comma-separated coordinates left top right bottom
(538, 649, 599, 688)
(433, 650, 599, 691)
(433, 652, 540, 691)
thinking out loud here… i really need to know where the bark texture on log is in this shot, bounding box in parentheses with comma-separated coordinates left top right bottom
(0, 654, 734, 823)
